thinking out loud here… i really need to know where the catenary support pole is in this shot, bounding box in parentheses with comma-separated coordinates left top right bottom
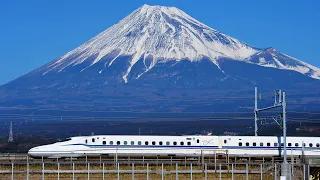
(117, 163, 120, 180)
(11, 163, 14, 180)
(260, 164, 263, 180)
(190, 163, 193, 180)
(102, 163, 105, 180)
(281, 92, 289, 179)
(87, 163, 90, 180)
(147, 163, 149, 180)
(72, 163, 75, 180)
(232, 164, 234, 180)
(58, 162, 60, 180)
(289, 164, 292, 180)
(162, 163, 164, 180)
(176, 163, 178, 180)
(132, 163, 135, 180)
(42, 162, 44, 180)
(254, 87, 258, 136)
(246, 164, 248, 180)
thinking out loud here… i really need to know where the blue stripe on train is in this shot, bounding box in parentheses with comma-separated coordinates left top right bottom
(65, 144, 320, 150)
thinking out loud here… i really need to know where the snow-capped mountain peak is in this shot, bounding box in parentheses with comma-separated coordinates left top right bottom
(43, 4, 258, 82)
(40, 4, 320, 82)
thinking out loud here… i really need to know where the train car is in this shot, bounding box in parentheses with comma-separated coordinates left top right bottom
(28, 135, 320, 158)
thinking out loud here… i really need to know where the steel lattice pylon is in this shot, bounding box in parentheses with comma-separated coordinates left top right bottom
(8, 121, 13, 142)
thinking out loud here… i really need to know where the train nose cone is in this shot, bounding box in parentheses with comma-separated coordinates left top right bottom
(28, 147, 39, 158)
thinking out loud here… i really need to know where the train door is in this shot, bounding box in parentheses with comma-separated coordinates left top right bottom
(217, 136, 224, 154)
(218, 136, 223, 149)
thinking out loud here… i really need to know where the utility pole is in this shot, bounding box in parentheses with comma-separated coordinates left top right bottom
(254, 87, 258, 136)
(281, 92, 289, 179)
(8, 121, 14, 142)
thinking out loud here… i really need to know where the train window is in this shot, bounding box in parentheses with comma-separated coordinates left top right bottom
(303, 143, 306, 147)
(124, 141, 127, 145)
(159, 141, 163, 145)
(131, 141, 134, 145)
(309, 143, 313, 147)
(224, 140, 227, 144)
(97, 137, 99, 139)
(274, 143, 278, 146)
(166, 141, 170, 145)
(288, 143, 291, 147)
(152, 141, 156, 145)
(117, 141, 120, 145)
(173, 141, 177, 145)
(246, 142, 249, 146)
(197, 139, 200, 143)
(138, 141, 142, 145)
(239, 142, 242, 146)
(316, 143, 320, 147)
(92, 138, 95, 143)
(281, 143, 284, 147)
(145, 141, 149, 145)
(102, 141, 106, 145)
(267, 143, 270, 146)
(180, 142, 184, 145)
(85, 139, 88, 144)
(187, 142, 191, 146)
(253, 142, 256, 146)
(260, 143, 263, 146)
(110, 141, 113, 145)
(295, 143, 299, 147)
(187, 138, 192, 140)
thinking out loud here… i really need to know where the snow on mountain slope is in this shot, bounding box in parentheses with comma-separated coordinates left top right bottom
(42, 4, 258, 82)
(39, 4, 320, 83)
(245, 48, 320, 79)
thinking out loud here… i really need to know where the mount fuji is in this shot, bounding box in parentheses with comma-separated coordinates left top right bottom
(1, 4, 320, 113)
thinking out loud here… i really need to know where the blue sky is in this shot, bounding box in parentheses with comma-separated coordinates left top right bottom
(1, 0, 319, 85)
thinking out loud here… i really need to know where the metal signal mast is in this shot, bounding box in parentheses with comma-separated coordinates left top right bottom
(8, 121, 14, 142)
(254, 87, 289, 179)
(254, 87, 284, 136)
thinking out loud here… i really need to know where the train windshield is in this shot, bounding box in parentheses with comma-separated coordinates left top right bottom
(58, 138, 72, 142)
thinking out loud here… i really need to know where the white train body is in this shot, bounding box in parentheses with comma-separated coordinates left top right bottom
(28, 135, 320, 158)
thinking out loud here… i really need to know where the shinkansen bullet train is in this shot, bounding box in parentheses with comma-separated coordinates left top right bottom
(28, 135, 320, 158)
